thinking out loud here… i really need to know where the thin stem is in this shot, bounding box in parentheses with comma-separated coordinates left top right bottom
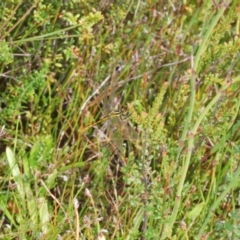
(141, 130, 149, 240)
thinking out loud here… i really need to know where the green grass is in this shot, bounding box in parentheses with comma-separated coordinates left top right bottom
(0, 1, 240, 239)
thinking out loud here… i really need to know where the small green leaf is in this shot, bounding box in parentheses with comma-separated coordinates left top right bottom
(6, 147, 20, 178)
(225, 221, 234, 231)
(6, 147, 26, 200)
(187, 202, 205, 220)
(39, 197, 49, 234)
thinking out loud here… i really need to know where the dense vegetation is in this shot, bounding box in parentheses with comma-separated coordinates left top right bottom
(0, 1, 239, 239)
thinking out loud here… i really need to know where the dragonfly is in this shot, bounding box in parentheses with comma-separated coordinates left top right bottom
(80, 65, 138, 156)
(79, 107, 130, 134)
